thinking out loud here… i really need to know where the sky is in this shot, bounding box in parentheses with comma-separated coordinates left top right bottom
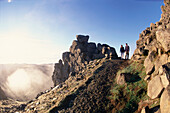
(0, 0, 163, 64)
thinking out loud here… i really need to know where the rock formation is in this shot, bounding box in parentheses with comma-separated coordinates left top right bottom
(132, 0, 170, 112)
(52, 35, 118, 86)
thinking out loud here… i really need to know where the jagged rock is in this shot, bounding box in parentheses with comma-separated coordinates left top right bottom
(160, 85, 170, 113)
(52, 35, 118, 86)
(147, 76, 164, 99)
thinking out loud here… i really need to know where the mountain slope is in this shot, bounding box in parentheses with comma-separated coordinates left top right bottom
(0, 87, 7, 100)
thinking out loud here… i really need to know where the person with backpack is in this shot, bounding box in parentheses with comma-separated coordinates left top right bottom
(125, 43, 130, 59)
(120, 45, 125, 59)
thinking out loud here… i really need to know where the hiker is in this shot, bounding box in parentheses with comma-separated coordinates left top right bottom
(120, 45, 125, 59)
(125, 43, 130, 59)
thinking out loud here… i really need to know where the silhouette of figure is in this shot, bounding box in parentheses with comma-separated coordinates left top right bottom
(125, 43, 130, 59)
(120, 45, 125, 60)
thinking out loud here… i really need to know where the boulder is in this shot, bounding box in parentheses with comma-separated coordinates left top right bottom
(159, 63, 170, 88)
(147, 76, 164, 99)
(76, 35, 89, 43)
(142, 30, 151, 36)
(156, 22, 162, 27)
(156, 29, 170, 52)
(160, 74, 169, 88)
(160, 85, 170, 113)
(102, 47, 107, 54)
(166, 23, 170, 29)
(116, 73, 133, 85)
(150, 23, 156, 30)
(144, 51, 157, 75)
(97, 43, 102, 52)
(62, 52, 70, 62)
(154, 54, 168, 72)
(87, 43, 96, 53)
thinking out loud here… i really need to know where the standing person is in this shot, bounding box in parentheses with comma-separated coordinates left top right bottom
(120, 45, 125, 59)
(125, 43, 130, 59)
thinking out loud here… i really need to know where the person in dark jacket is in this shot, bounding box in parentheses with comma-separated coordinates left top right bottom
(125, 43, 130, 59)
(120, 45, 125, 59)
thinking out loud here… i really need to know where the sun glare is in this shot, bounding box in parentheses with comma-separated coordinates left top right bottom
(8, 0, 12, 3)
(7, 69, 31, 92)
(0, 31, 58, 64)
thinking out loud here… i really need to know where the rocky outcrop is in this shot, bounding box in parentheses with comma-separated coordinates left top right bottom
(0, 87, 7, 100)
(132, 0, 170, 112)
(52, 35, 118, 86)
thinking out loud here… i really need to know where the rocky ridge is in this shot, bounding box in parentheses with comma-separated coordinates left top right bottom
(132, 0, 170, 112)
(52, 35, 118, 86)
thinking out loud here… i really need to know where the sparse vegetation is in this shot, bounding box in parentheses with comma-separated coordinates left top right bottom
(110, 61, 148, 113)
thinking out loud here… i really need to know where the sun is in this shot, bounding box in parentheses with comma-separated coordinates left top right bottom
(8, 0, 12, 3)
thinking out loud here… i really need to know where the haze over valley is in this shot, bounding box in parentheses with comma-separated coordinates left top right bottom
(0, 64, 54, 101)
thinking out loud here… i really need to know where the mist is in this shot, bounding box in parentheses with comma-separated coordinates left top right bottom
(0, 64, 54, 101)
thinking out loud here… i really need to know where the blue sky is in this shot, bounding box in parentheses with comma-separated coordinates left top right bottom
(0, 0, 163, 64)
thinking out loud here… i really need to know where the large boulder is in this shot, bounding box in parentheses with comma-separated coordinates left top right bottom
(160, 85, 170, 113)
(116, 73, 139, 85)
(154, 54, 169, 73)
(76, 35, 89, 43)
(159, 63, 170, 88)
(156, 29, 170, 52)
(147, 76, 164, 99)
(144, 51, 157, 75)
